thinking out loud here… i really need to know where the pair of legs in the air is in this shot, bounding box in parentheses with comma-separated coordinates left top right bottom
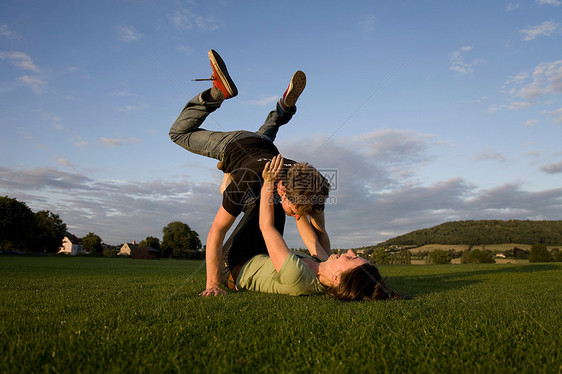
(169, 49, 306, 164)
(169, 49, 306, 286)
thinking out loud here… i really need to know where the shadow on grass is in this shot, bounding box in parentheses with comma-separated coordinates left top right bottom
(387, 263, 561, 298)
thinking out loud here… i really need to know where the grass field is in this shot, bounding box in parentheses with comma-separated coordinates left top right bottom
(1, 256, 561, 373)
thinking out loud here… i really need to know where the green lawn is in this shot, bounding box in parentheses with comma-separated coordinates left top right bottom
(1, 256, 560, 373)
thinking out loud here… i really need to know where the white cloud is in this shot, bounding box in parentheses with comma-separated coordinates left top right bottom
(544, 107, 562, 122)
(0, 51, 46, 94)
(246, 96, 278, 107)
(108, 89, 136, 97)
(534, 61, 562, 93)
(350, 129, 434, 166)
(116, 103, 148, 113)
(517, 81, 544, 100)
(468, 183, 562, 217)
(117, 105, 136, 112)
(519, 20, 561, 41)
(360, 15, 376, 32)
(506, 3, 520, 11)
(506, 60, 562, 101)
(486, 104, 503, 113)
(0, 167, 92, 191)
(524, 119, 538, 127)
(41, 112, 64, 129)
(474, 149, 506, 162)
(116, 25, 142, 42)
(169, 8, 221, 31)
(471, 96, 488, 103)
(194, 15, 220, 31)
(508, 101, 532, 110)
(19, 75, 46, 94)
(449, 46, 475, 75)
(0, 24, 21, 39)
(177, 45, 193, 55)
(540, 161, 562, 174)
(169, 9, 191, 30)
(56, 157, 70, 166)
(55, 157, 77, 169)
(536, 0, 561, 5)
(503, 73, 528, 95)
(0, 51, 39, 72)
(100, 137, 142, 148)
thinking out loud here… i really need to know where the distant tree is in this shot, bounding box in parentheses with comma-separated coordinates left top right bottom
(103, 249, 118, 257)
(528, 243, 553, 263)
(428, 250, 452, 264)
(371, 247, 390, 265)
(102, 243, 119, 257)
(0, 197, 67, 252)
(161, 221, 202, 259)
(139, 236, 161, 251)
(461, 249, 495, 264)
(82, 233, 103, 255)
(0, 196, 35, 250)
(551, 248, 562, 262)
(33, 210, 67, 253)
(514, 247, 529, 259)
(389, 250, 411, 265)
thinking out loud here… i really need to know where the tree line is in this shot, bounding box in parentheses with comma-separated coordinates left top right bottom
(0, 196, 202, 258)
(0, 196, 66, 252)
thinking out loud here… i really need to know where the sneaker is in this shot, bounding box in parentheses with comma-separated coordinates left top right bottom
(208, 49, 238, 99)
(282, 70, 306, 108)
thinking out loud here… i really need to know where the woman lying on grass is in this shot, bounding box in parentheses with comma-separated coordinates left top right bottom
(230, 154, 404, 302)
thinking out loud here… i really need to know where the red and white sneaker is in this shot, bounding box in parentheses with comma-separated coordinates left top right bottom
(208, 49, 238, 99)
(281, 70, 306, 108)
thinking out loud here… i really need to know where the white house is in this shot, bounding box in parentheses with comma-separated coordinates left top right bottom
(118, 241, 138, 256)
(58, 235, 83, 255)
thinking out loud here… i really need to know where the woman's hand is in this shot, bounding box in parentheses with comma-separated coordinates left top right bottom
(262, 154, 284, 184)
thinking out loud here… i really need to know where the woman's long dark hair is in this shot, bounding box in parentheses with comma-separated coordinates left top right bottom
(326, 263, 407, 302)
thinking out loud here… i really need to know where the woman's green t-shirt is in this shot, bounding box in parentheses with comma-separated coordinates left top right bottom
(236, 251, 327, 296)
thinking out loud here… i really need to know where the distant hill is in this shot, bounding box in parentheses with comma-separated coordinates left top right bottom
(374, 220, 562, 248)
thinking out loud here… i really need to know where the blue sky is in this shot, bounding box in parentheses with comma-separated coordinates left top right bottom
(1, 0, 561, 248)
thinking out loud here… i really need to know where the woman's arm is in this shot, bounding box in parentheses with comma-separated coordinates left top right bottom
(295, 216, 330, 261)
(260, 155, 290, 271)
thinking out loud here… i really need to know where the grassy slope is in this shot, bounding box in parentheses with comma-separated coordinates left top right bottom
(409, 243, 561, 253)
(1, 257, 561, 373)
(375, 220, 562, 249)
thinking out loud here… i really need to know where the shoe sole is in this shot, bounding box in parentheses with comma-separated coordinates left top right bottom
(208, 49, 238, 98)
(284, 70, 306, 107)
